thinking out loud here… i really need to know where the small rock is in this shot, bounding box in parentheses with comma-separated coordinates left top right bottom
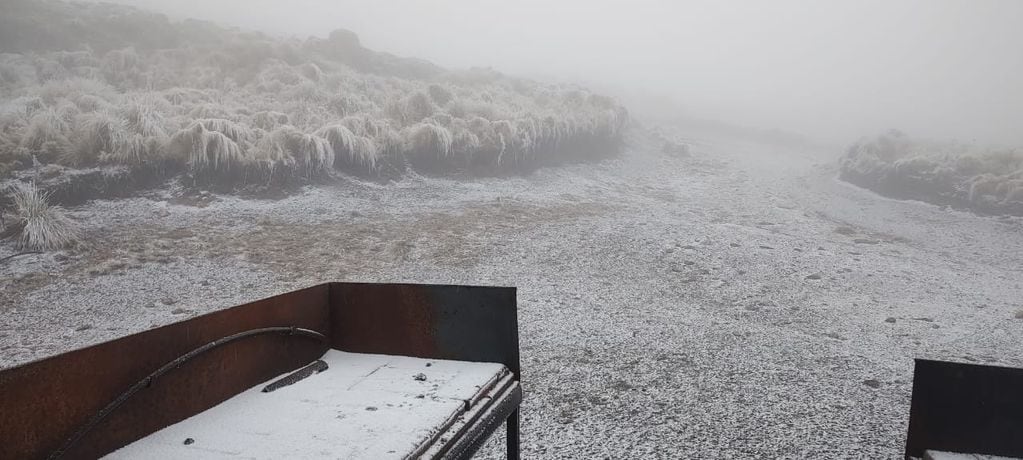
(161, 297, 178, 306)
(730, 242, 741, 247)
(183, 438, 195, 445)
(759, 245, 774, 250)
(365, 406, 378, 411)
(683, 260, 696, 266)
(853, 238, 880, 245)
(171, 308, 191, 315)
(805, 273, 822, 280)
(884, 317, 897, 324)
(75, 324, 93, 332)
(413, 373, 427, 381)
(863, 379, 882, 389)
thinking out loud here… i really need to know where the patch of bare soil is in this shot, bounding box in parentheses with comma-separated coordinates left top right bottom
(217, 200, 613, 280)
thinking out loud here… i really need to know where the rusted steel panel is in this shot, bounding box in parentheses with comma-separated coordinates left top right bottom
(0, 284, 331, 460)
(0, 282, 520, 460)
(328, 282, 520, 377)
(905, 359, 1023, 459)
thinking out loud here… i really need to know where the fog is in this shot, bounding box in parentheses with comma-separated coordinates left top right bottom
(93, 0, 1023, 146)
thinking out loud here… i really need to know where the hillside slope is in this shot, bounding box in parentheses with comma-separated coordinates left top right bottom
(0, 0, 628, 187)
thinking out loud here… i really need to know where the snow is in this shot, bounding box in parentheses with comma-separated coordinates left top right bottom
(106, 350, 507, 459)
(924, 452, 1022, 460)
(4, 127, 1023, 458)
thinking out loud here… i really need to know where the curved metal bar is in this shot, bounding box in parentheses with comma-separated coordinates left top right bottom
(48, 326, 327, 460)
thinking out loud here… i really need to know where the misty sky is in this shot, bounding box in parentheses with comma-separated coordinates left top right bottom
(98, 0, 1023, 145)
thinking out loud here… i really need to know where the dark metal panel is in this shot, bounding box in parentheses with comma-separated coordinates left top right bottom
(0, 284, 331, 460)
(444, 384, 523, 460)
(328, 282, 520, 377)
(905, 359, 1023, 459)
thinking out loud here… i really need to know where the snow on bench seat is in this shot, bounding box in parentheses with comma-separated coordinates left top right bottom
(923, 452, 1023, 460)
(105, 350, 509, 459)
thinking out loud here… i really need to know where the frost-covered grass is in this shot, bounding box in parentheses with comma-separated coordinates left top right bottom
(4, 183, 80, 250)
(840, 130, 1023, 215)
(0, 0, 629, 186)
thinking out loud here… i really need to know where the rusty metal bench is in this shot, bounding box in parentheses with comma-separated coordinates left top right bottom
(0, 283, 521, 460)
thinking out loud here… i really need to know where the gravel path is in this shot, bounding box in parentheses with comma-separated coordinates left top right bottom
(2, 127, 1022, 458)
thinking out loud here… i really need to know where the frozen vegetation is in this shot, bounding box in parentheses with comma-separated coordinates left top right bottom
(840, 130, 1023, 216)
(0, 0, 628, 188)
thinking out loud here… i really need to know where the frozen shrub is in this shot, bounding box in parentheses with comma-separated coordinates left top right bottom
(162, 87, 209, 106)
(298, 62, 323, 82)
(250, 111, 290, 130)
(6, 183, 80, 250)
(255, 126, 333, 175)
(404, 122, 452, 158)
(167, 121, 245, 174)
(100, 48, 143, 88)
(67, 111, 127, 165)
(187, 103, 233, 120)
(191, 118, 251, 143)
(427, 84, 453, 106)
(317, 124, 376, 170)
(20, 104, 77, 161)
(841, 131, 1023, 215)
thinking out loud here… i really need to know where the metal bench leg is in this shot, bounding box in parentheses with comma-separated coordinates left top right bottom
(506, 409, 520, 460)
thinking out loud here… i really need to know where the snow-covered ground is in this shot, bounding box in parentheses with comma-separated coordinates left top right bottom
(2, 126, 1022, 458)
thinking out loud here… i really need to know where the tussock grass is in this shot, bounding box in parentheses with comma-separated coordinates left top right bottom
(0, 0, 630, 185)
(256, 126, 334, 175)
(168, 121, 245, 174)
(404, 122, 453, 158)
(317, 124, 377, 170)
(6, 183, 80, 250)
(841, 130, 1023, 215)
